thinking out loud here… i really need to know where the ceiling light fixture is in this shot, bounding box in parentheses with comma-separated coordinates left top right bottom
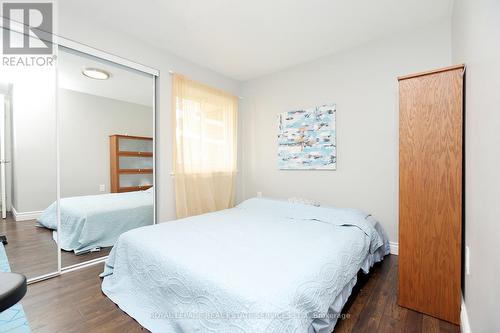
(82, 68, 110, 80)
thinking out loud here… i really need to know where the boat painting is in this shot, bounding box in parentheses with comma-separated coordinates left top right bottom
(277, 104, 336, 170)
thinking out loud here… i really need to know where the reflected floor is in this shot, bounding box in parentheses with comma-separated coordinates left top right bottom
(0, 214, 110, 279)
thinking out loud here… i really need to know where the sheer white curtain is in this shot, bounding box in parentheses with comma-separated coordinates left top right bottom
(172, 74, 238, 218)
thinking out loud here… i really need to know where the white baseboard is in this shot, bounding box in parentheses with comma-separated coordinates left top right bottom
(389, 241, 399, 255)
(461, 295, 471, 333)
(11, 206, 43, 221)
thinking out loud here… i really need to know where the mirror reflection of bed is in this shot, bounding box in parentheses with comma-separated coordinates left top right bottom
(1, 218, 111, 277)
(55, 47, 155, 269)
(0, 44, 155, 280)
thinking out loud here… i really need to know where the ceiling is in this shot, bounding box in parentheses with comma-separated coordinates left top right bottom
(58, 47, 153, 106)
(59, 0, 453, 81)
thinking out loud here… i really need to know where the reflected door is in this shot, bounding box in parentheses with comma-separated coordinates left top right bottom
(0, 54, 59, 281)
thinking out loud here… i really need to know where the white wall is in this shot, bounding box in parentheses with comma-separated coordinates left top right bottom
(57, 5, 242, 221)
(238, 19, 452, 243)
(59, 89, 153, 198)
(452, 0, 500, 332)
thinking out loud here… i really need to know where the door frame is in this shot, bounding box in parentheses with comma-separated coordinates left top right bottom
(0, 94, 6, 219)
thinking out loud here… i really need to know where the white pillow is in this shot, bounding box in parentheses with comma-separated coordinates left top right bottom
(288, 197, 320, 207)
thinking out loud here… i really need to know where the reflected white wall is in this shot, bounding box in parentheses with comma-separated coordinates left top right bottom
(59, 89, 153, 198)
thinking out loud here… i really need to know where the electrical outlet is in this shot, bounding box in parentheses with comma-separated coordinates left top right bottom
(99, 184, 106, 192)
(257, 191, 262, 198)
(465, 246, 470, 275)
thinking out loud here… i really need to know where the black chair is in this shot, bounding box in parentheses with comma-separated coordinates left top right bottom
(0, 272, 27, 312)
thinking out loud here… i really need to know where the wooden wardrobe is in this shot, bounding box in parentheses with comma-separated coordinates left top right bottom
(398, 64, 464, 324)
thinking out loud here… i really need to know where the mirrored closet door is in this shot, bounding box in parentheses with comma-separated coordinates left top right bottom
(57, 46, 156, 269)
(0, 29, 58, 280)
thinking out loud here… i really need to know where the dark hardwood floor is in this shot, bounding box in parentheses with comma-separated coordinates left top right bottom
(334, 256, 460, 333)
(0, 215, 111, 279)
(22, 263, 144, 333)
(20, 255, 460, 333)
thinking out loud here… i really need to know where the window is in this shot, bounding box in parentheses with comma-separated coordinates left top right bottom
(172, 74, 238, 217)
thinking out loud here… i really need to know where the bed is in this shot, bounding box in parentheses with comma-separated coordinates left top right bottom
(101, 198, 389, 332)
(37, 189, 154, 254)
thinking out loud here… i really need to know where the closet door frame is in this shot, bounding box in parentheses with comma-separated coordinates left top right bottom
(27, 36, 159, 284)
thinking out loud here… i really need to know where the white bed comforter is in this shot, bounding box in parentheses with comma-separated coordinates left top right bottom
(101, 198, 385, 333)
(37, 190, 153, 254)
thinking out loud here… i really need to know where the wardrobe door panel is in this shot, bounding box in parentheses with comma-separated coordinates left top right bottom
(398, 67, 463, 324)
(58, 46, 155, 268)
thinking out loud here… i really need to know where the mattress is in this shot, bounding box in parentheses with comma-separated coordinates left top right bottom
(101, 198, 388, 332)
(37, 189, 154, 254)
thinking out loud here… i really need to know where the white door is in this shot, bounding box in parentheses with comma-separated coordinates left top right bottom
(0, 94, 6, 219)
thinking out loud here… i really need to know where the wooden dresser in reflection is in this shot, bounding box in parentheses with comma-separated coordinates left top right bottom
(109, 134, 153, 193)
